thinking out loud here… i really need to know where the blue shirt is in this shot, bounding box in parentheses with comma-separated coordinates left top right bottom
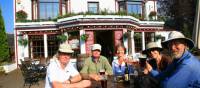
(151, 51, 200, 88)
(112, 59, 134, 76)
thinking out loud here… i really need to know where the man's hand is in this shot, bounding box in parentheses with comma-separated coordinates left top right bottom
(89, 74, 101, 81)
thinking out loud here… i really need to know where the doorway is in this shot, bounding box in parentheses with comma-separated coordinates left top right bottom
(94, 30, 114, 63)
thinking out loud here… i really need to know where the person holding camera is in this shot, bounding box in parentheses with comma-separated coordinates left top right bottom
(146, 31, 200, 88)
(142, 42, 172, 75)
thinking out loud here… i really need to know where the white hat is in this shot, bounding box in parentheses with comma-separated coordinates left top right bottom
(161, 31, 194, 49)
(58, 43, 74, 53)
(142, 42, 163, 54)
(91, 44, 101, 51)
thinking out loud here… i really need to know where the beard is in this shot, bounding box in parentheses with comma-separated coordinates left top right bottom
(171, 50, 185, 59)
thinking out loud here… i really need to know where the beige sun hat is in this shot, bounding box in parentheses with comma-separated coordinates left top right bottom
(161, 31, 194, 49)
(58, 43, 74, 53)
(142, 42, 163, 54)
(91, 44, 101, 51)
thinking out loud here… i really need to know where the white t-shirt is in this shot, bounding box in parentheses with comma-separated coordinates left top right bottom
(45, 59, 79, 88)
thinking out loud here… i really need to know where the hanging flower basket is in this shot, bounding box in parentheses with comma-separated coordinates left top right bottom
(57, 34, 68, 43)
(123, 32, 129, 39)
(80, 34, 89, 41)
(149, 11, 157, 17)
(18, 38, 28, 46)
(155, 35, 163, 41)
(134, 33, 141, 39)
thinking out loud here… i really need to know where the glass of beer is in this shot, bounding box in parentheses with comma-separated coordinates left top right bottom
(99, 69, 105, 75)
(99, 69, 107, 88)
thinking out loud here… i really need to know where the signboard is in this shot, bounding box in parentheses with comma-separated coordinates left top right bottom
(85, 31, 94, 54)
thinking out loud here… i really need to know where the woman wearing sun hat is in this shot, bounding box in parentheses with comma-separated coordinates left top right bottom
(148, 31, 200, 88)
(142, 42, 172, 75)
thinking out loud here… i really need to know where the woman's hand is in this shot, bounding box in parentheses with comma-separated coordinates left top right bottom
(143, 62, 153, 74)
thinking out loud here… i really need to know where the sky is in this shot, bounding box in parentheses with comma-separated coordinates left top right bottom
(0, 0, 14, 34)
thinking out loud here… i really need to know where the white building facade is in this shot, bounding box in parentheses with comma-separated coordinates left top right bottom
(15, 0, 171, 64)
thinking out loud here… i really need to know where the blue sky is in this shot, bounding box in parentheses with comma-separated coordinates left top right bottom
(0, 0, 14, 33)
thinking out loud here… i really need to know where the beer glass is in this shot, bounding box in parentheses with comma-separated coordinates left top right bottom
(99, 69, 107, 88)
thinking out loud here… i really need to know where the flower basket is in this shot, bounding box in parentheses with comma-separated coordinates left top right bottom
(80, 34, 89, 41)
(149, 11, 157, 17)
(16, 10, 27, 21)
(134, 33, 141, 39)
(155, 35, 163, 41)
(57, 34, 68, 43)
(18, 38, 28, 46)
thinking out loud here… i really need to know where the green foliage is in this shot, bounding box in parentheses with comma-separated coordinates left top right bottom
(18, 38, 28, 46)
(16, 10, 27, 21)
(155, 35, 163, 41)
(134, 33, 141, 39)
(0, 8, 10, 62)
(80, 34, 89, 41)
(0, 66, 5, 73)
(182, 23, 191, 38)
(57, 34, 68, 43)
(149, 11, 157, 17)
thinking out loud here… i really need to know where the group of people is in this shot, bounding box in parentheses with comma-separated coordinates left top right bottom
(45, 31, 200, 88)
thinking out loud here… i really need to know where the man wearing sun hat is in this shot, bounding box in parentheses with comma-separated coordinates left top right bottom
(142, 42, 172, 75)
(151, 31, 200, 88)
(80, 44, 113, 81)
(45, 43, 91, 88)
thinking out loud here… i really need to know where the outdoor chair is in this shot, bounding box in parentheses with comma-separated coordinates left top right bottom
(19, 60, 40, 88)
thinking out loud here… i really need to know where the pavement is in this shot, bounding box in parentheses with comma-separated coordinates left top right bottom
(0, 69, 45, 88)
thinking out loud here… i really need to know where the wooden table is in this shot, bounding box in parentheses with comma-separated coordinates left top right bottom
(89, 75, 136, 88)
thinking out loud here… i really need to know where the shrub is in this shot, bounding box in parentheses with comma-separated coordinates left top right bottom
(16, 10, 27, 21)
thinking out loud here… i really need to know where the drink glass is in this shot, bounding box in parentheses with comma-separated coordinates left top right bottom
(139, 58, 147, 68)
(99, 69, 105, 75)
(99, 69, 107, 88)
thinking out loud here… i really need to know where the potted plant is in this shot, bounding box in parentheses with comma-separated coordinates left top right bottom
(16, 10, 27, 21)
(155, 35, 163, 41)
(57, 34, 68, 43)
(134, 33, 141, 39)
(149, 11, 157, 20)
(18, 38, 28, 47)
(80, 34, 89, 41)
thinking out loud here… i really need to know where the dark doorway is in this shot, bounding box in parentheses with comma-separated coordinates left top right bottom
(94, 30, 114, 63)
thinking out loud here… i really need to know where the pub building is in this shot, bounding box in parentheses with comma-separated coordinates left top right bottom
(15, 0, 171, 64)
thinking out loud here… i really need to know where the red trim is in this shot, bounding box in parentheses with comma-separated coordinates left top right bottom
(15, 30, 18, 66)
(66, 0, 68, 13)
(59, 0, 62, 16)
(69, 0, 71, 13)
(31, 0, 34, 20)
(154, 0, 156, 11)
(37, 0, 40, 19)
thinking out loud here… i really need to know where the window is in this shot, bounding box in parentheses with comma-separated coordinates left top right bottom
(88, 2, 99, 13)
(29, 35, 44, 58)
(118, 1, 142, 15)
(127, 2, 142, 14)
(39, 0, 59, 20)
(47, 35, 59, 57)
(119, 1, 126, 12)
(145, 32, 155, 45)
(134, 32, 142, 52)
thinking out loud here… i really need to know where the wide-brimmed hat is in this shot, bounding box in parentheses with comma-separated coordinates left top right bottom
(58, 43, 74, 53)
(142, 42, 163, 54)
(161, 31, 194, 49)
(91, 44, 101, 51)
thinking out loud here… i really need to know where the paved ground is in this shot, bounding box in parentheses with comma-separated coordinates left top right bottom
(0, 69, 45, 88)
